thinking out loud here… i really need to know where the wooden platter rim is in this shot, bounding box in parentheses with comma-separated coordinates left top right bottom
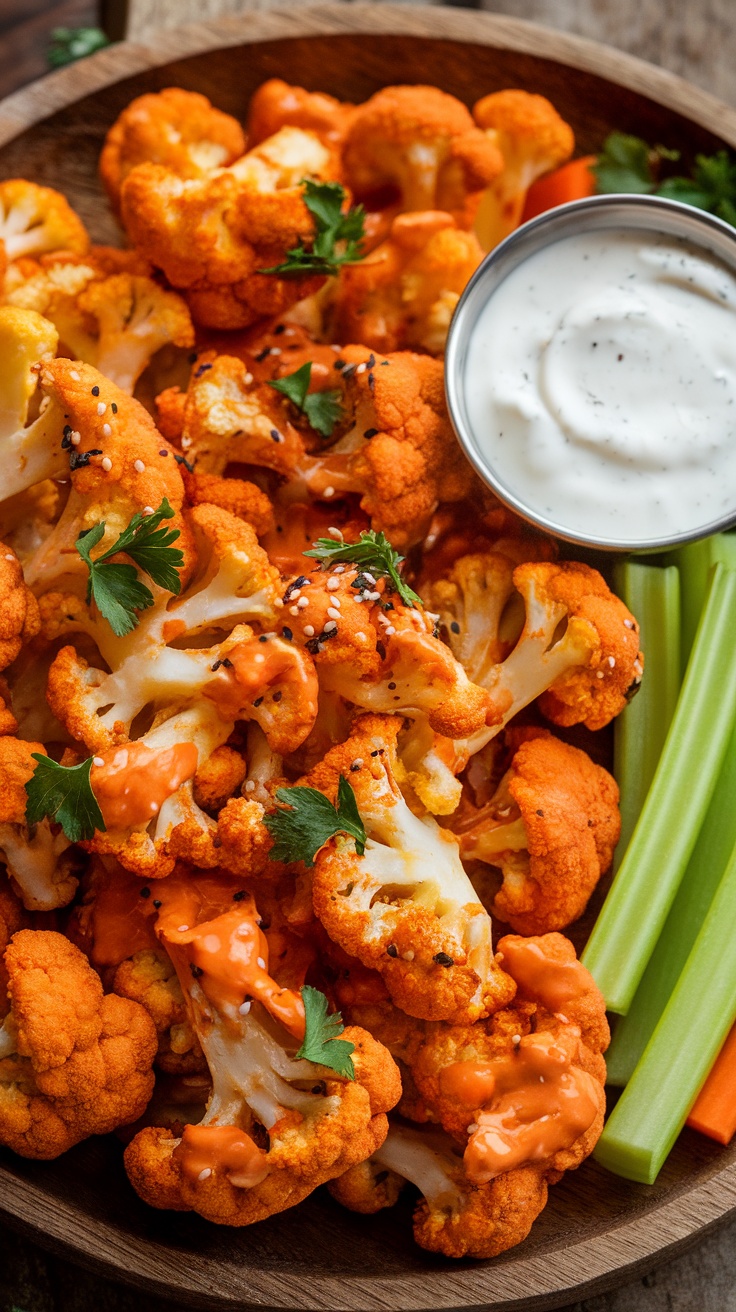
(1, 5, 736, 1308)
(2, 3, 736, 149)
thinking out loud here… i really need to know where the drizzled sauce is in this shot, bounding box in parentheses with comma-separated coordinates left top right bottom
(91, 741, 198, 830)
(464, 230, 736, 542)
(451, 1029, 600, 1182)
(499, 935, 592, 1013)
(175, 1123, 269, 1188)
(204, 636, 318, 723)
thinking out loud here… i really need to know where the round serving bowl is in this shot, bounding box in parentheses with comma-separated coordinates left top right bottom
(1, 7, 736, 1310)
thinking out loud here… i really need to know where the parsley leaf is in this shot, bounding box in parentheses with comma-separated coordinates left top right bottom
(25, 754, 105, 843)
(267, 361, 343, 438)
(262, 180, 365, 278)
(75, 498, 184, 637)
(658, 151, 736, 225)
(296, 985, 355, 1079)
(47, 26, 110, 68)
(304, 529, 423, 608)
(593, 132, 679, 195)
(264, 775, 366, 866)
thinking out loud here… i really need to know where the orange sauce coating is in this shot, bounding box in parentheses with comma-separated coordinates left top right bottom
(500, 937, 592, 1013)
(175, 1123, 269, 1188)
(203, 635, 318, 721)
(91, 741, 198, 830)
(451, 1029, 600, 1183)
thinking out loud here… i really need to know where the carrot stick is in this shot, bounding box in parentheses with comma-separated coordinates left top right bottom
(520, 155, 597, 222)
(687, 1022, 736, 1145)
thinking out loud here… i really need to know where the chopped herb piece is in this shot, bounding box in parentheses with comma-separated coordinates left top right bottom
(47, 26, 110, 67)
(267, 362, 343, 438)
(304, 529, 422, 608)
(25, 754, 105, 843)
(261, 180, 365, 278)
(75, 498, 184, 637)
(295, 985, 355, 1079)
(264, 774, 366, 866)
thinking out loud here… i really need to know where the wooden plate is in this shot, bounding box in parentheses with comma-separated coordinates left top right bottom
(1, 7, 736, 1308)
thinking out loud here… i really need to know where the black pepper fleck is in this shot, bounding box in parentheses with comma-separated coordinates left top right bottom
(282, 626, 293, 641)
(139, 887, 151, 898)
(433, 952, 454, 967)
(233, 891, 246, 901)
(386, 943, 398, 958)
(91, 385, 100, 397)
(253, 696, 264, 707)
(451, 621, 460, 634)
(272, 690, 283, 702)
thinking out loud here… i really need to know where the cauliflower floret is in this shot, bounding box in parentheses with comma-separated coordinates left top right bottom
(333, 211, 483, 355)
(193, 745, 247, 813)
(22, 357, 195, 594)
(343, 86, 503, 227)
(456, 728, 620, 935)
(280, 563, 494, 740)
(0, 307, 80, 503)
(0, 737, 76, 911)
(472, 90, 575, 250)
(100, 87, 246, 211)
(119, 127, 337, 330)
(113, 948, 204, 1074)
(0, 180, 88, 264)
(0, 883, 29, 1016)
(183, 470, 274, 539)
(247, 79, 355, 151)
(305, 716, 515, 1023)
(0, 929, 157, 1158)
(123, 874, 400, 1224)
(0, 541, 40, 672)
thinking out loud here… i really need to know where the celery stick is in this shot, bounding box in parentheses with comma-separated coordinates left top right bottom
(606, 717, 736, 1084)
(675, 532, 736, 676)
(611, 562, 680, 871)
(582, 564, 736, 1014)
(594, 832, 736, 1183)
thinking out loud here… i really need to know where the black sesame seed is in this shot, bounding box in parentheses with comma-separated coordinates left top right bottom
(159, 449, 169, 457)
(69, 449, 102, 471)
(188, 352, 198, 364)
(380, 360, 390, 366)
(282, 626, 293, 641)
(272, 690, 283, 703)
(350, 762, 361, 772)
(190, 963, 204, 978)
(387, 681, 396, 690)
(91, 385, 100, 397)
(376, 640, 386, 659)
(233, 890, 246, 901)
(221, 658, 233, 668)
(153, 899, 162, 909)
(270, 429, 282, 442)
(368, 372, 375, 391)
(386, 943, 398, 958)
(433, 952, 454, 967)
(371, 750, 380, 757)
(211, 659, 222, 671)
(536, 809, 544, 817)
(451, 621, 460, 634)
(333, 359, 346, 370)
(111, 402, 118, 414)
(259, 634, 268, 643)
(253, 696, 264, 707)
(173, 453, 195, 472)
(139, 887, 151, 898)
(274, 323, 286, 335)
(255, 347, 271, 362)
(363, 428, 379, 439)
(341, 363, 357, 379)
(194, 362, 213, 378)
(366, 354, 376, 369)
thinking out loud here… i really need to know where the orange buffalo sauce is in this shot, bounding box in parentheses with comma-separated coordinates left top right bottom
(203, 636, 318, 722)
(156, 878, 306, 1040)
(453, 1029, 600, 1183)
(72, 867, 160, 967)
(91, 741, 198, 831)
(499, 935, 592, 1014)
(175, 1123, 269, 1189)
(262, 503, 369, 578)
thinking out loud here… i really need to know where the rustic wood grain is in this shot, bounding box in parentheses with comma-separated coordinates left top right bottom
(1, 6, 736, 1310)
(0, 0, 98, 99)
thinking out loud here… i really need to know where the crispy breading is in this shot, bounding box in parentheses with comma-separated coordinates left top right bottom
(247, 79, 355, 151)
(0, 180, 88, 264)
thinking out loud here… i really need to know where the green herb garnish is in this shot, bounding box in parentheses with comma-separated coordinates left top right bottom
(267, 362, 343, 438)
(304, 529, 422, 608)
(47, 27, 110, 68)
(264, 775, 366, 867)
(262, 180, 365, 278)
(295, 985, 355, 1079)
(594, 132, 736, 226)
(25, 755, 105, 843)
(75, 497, 183, 637)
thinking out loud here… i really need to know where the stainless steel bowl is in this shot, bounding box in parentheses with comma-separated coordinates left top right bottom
(445, 193, 736, 552)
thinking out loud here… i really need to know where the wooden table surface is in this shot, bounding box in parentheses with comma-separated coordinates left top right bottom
(1, 1, 735, 1309)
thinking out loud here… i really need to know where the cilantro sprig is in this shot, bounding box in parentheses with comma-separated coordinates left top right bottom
(47, 26, 110, 68)
(75, 498, 184, 637)
(262, 180, 365, 278)
(304, 529, 422, 608)
(267, 362, 343, 438)
(264, 775, 366, 867)
(25, 755, 105, 843)
(593, 132, 736, 226)
(295, 985, 355, 1079)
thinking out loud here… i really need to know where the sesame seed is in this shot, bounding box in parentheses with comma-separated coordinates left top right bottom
(326, 576, 340, 591)
(384, 625, 396, 636)
(297, 596, 309, 609)
(368, 591, 381, 601)
(327, 608, 340, 620)
(181, 435, 192, 449)
(69, 370, 80, 381)
(257, 957, 266, 969)
(238, 1001, 252, 1015)
(177, 925, 189, 933)
(93, 756, 104, 766)
(198, 1168, 212, 1181)
(331, 595, 341, 608)
(289, 590, 302, 602)
(323, 486, 335, 498)
(102, 423, 111, 437)
(245, 780, 255, 792)
(352, 758, 364, 769)
(624, 618, 634, 629)
(596, 670, 605, 679)
(101, 457, 112, 472)
(111, 402, 118, 414)
(356, 362, 367, 375)
(333, 565, 345, 574)
(70, 432, 81, 445)
(304, 625, 315, 637)
(355, 630, 367, 640)
(331, 344, 342, 351)
(91, 386, 100, 396)
(328, 526, 344, 541)
(363, 572, 376, 585)
(403, 950, 414, 961)
(512, 1034, 521, 1044)
(134, 459, 145, 473)
(244, 372, 254, 385)
(289, 605, 300, 616)
(143, 506, 155, 515)
(270, 347, 282, 356)
(556, 1012, 569, 1024)
(97, 402, 106, 416)
(324, 620, 337, 632)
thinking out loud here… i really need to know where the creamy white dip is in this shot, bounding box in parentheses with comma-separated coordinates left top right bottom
(463, 230, 736, 542)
